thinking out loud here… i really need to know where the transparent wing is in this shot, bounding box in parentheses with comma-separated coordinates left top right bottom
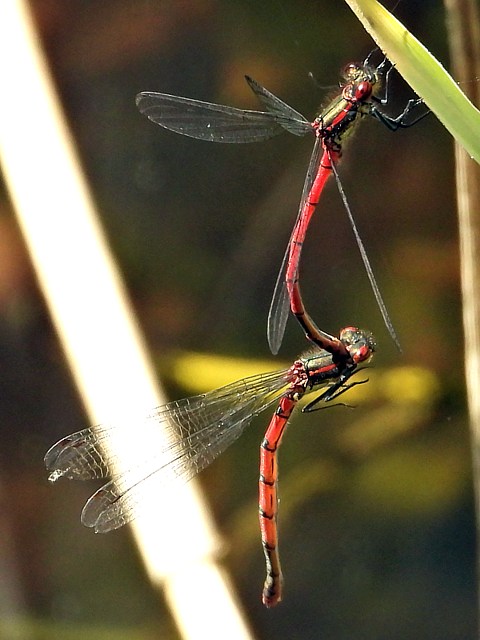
(244, 76, 312, 136)
(330, 160, 401, 350)
(267, 136, 324, 354)
(267, 248, 290, 355)
(136, 90, 310, 143)
(45, 368, 291, 532)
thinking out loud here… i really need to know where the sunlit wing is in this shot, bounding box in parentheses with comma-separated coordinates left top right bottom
(45, 368, 290, 532)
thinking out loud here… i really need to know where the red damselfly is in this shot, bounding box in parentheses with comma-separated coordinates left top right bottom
(135, 56, 426, 354)
(45, 324, 375, 607)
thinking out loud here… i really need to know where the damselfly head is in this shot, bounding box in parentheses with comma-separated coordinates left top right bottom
(339, 327, 376, 364)
(342, 63, 376, 85)
(341, 63, 377, 103)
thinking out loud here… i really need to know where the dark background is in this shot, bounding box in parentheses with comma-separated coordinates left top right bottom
(0, 1, 475, 638)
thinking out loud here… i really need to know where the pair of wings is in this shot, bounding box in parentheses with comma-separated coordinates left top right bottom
(45, 367, 293, 532)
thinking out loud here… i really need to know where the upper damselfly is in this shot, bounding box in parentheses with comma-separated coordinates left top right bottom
(135, 56, 426, 354)
(45, 321, 375, 607)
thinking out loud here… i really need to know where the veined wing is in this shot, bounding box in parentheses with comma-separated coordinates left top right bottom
(244, 76, 312, 137)
(45, 368, 290, 532)
(136, 90, 309, 143)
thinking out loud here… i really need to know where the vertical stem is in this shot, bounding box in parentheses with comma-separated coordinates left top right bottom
(0, 2, 254, 638)
(443, 0, 480, 625)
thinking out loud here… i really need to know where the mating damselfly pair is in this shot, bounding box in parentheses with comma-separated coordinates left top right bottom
(45, 52, 426, 607)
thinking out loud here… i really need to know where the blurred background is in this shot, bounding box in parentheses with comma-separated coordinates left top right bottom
(0, 0, 475, 638)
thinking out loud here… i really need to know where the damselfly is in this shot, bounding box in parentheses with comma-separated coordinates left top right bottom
(136, 57, 426, 354)
(45, 325, 375, 607)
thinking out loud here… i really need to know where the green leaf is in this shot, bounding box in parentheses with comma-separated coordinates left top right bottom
(344, 0, 480, 163)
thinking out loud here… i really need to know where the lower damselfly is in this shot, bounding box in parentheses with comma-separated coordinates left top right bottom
(45, 321, 375, 607)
